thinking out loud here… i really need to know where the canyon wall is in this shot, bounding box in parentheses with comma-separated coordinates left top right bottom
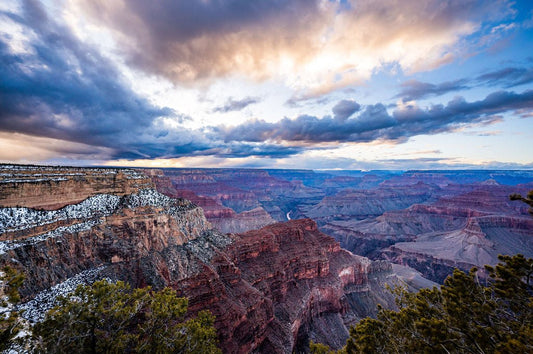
(0, 165, 401, 353)
(149, 170, 276, 233)
(146, 167, 533, 283)
(0, 164, 153, 210)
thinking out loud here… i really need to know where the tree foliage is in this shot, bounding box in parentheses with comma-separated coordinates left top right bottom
(33, 280, 221, 354)
(344, 254, 533, 354)
(0, 266, 25, 352)
(510, 190, 533, 215)
(310, 340, 340, 354)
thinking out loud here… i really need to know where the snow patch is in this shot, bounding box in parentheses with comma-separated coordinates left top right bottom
(0, 194, 120, 233)
(18, 267, 108, 323)
(0, 189, 195, 252)
(339, 267, 353, 277)
(0, 220, 101, 255)
(0, 177, 69, 184)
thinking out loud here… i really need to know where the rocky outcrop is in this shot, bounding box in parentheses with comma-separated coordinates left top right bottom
(149, 171, 276, 233)
(381, 215, 533, 282)
(304, 182, 438, 220)
(0, 164, 153, 210)
(225, 219, 398, 352)
(0, 188, 211, 296)
(209, 207, 276, 234)
(0, 166, 400, 353)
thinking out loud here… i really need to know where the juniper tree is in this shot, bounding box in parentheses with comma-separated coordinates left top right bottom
(343, 254, 533, 354)
(510, 190, 533, 215)
(33, 280, 221, 354)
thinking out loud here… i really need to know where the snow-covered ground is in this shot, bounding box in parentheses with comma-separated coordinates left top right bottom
(0, 165, 146, 181)
(17, 266, 108, 323)
(0, 189, 195, 255)
(0, 220, 101, 255)
(0, 194, 121, 233)
(0, 189, 191, 234)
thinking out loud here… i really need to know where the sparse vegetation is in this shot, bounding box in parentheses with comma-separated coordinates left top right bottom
(33, 280, 221, 353)
(510, 190, 533, 215)
(0, 266, 25, 351)
(312, 254, 533, 354)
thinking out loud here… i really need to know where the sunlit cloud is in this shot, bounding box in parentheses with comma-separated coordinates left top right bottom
(0, 0, 531, 169)
(71, 0, 514, 94)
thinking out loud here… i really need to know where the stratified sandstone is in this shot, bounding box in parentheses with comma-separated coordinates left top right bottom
(0, 165, 400, 353)
(0, 164, 153, 210)
(149, 169, 277, 233)
(225, 220, 397, 352)
(321, 183, 533, 282)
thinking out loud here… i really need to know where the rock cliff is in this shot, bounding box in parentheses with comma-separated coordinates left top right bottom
(0, 164, 153, 210)
(0, 165, 400, 353)
(149, 170, 276, 233)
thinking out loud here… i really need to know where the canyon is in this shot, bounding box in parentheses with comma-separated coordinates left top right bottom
(0, 165, 417, 353)
(1, 164, 531, 351)
(145, 168, 533, 283)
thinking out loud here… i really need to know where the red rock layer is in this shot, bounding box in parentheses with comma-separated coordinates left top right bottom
(0, 165, 153, 210)
(150, 170, 276, 233)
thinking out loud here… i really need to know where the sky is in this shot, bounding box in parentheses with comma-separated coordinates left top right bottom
(0, 0, 532, 170)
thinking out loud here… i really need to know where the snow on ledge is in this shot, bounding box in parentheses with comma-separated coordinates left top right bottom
(0, 189, 196, 253)
(17, 266, 108, 323)
(0, 220, 100, 255)
(0, 189, 191, 234)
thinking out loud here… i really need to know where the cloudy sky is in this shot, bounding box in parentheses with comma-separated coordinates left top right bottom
(1, 0, 532, 170)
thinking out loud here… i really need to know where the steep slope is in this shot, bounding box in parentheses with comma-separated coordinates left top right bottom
(323, 183, 533, 282)
(225, 219, 398, 351)
(149, 169, 276, 233)
(0, 164, 152, 210)
(0, 165, 401, 353)
(383, 215, 533, 282)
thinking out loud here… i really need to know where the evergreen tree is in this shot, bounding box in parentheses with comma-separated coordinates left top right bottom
(0, 266, 25, 352)
(33, 280, 221, 354)
(510, 190, 533, 215)
(342, 254, 533, 354)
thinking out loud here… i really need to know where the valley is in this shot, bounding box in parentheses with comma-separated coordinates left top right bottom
(1, 164, 531, 352)
(148, 168, 533, 282)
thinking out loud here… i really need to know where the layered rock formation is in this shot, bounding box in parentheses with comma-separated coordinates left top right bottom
(149, 169, 276, 233)
(382, 215, 533, 282)
(161, 168, 324, 214)
(305, 182, 438, 221)
(0, 164, 152, 210)
(321, 183, 533, 282)
(0, 165, 401, 353)
(149, 167, 533, 283)
(223, 219, 397, 351)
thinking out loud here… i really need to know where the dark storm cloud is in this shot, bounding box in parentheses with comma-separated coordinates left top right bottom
(212, 97, 260, 113)
(77, 0, 516, 91)
(219, 90, 533, 144)
(0, 1, 304, 161)
(208, 143, 304, 158)
(396, 67, 533, 101)
(332, 99, 361, 121)
(0, 1, 175, 156)
(396, 79, 470, 101)
(80, 0, 324, 82)
(476, 67, 533, 88)
(0, 1, 233, 160)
